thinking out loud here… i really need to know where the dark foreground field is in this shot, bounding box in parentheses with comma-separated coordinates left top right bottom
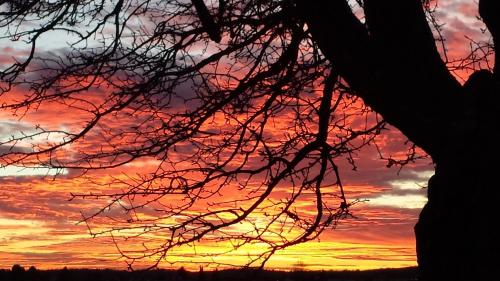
(0, 266, 418, 281)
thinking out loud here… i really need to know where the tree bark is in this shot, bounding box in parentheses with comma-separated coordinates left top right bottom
(479, 0, 500, 76)
(416, 94, 500, 280)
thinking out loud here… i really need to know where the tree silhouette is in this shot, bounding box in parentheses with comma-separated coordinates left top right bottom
(0, 1, 498, 280)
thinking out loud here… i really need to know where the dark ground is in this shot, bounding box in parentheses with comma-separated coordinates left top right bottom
(0, 265, 418, 281)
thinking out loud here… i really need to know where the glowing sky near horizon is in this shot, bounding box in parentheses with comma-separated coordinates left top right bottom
(0, 0, 492, 271)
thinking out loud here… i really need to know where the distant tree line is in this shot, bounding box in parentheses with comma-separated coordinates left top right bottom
(0, 264, 417, 281)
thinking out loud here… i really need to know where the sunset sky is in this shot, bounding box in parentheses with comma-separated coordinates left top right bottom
(0, 0, 491, 271)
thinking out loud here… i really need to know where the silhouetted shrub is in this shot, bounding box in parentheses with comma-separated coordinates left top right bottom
(178, 266, 188, 280)
(11, 264, 25, 281)
(11, 264, 25, 274)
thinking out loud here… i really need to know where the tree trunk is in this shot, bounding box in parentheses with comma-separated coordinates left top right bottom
(415, 73, 500, 281)
(295, 2, 500, 279)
